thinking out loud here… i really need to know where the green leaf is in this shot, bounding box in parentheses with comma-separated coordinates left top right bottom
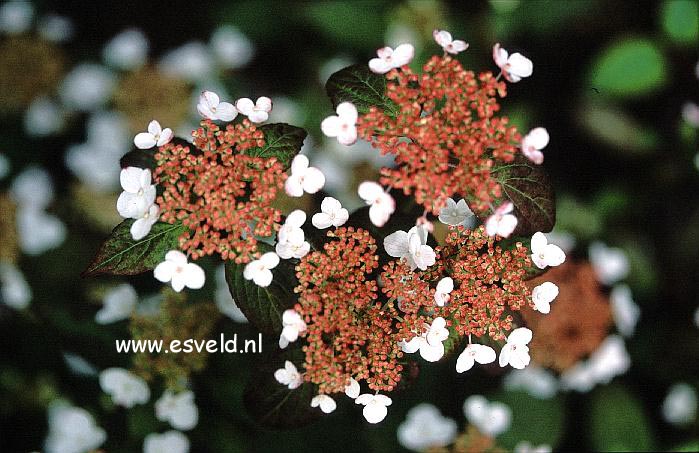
(224, 242, 299, 335)
(486, 154, 556, 236)
(578, 101, 660, 154)
(326, 64, 398, 116)
(493, 391, 566, 450)
(244, 123, 307, 170)
(82, 220, 185, 277)
(589, 38, 667, 98)
(588, 384, 656, 451)
(661, 0, 698, 45)
(243, 347, 321, 429)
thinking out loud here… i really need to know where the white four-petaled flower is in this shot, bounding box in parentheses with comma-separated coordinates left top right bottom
(438, 198, 473, 226)
(99, 367, 150, 408)
(243, 252, 280, 287)
(531, 281, 559, 314)
(312, 197, 349, 229)
(279, 309, 307, 348)
(368, 44, 414, 74)
(499, 327, 532, 369)
(485, 201, 517, 238)
(285, 155, 326, 197)
(456, 343, 496, 373)
(355, 393, 392, 423)
(521, 127, 549, 164)
(274, 360, 303, 389)
(492, 43, 533, 83)
(311, 395, 337, 414)
(154, 250, 206, 292)
(433, 29, 469, 55)
(321, 102, 358, 145)
(384, 225, 436, 271)
(133, 120, 173, 149)
(197, 90, 238, 121)
(530, 232, 566, 269)
(434, 277, 454, 307)
(235, 96, 272, 123)
(358, 181, 395, 227)
(155, 390, 199, 431)
(276, 210, 310, 259)
(400, 317, 449, 362)
(116, 167, 156, 219)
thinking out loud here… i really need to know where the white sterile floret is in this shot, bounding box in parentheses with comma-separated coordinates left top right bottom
(278, 210, 306, 243)
(143, 431, 190, 453)
(434, 277, 454, 307)
(588, 241, 629, 285)
(456, 343, 496, 373)
(530, 232, 566, 269)
(160, 42, 214, 82)
(514, 441, 552, 453)
(197, 90, 238, 121)
(503, 366, 559, 399)
(311, 395, 337, 414)
(95, 283, 137, 324)
(438, 198, 473, 226)
(44, 402, 106, 453)
(155, 390, 199, 431)
(499, 327, 532, 369)
(463, 395, 512, 438)
(397, 403, 458, 451)
(368, 44, 415, 74)
(312, 197, 349, 229)
(117, 167, 156, 219)
(285, 155, 326, 197)
(521, 127, 549, 164)
(662, 383, 697, 426)
(345, 377, 360, 399)
(321, 102, 358, 145)
(214, 264, 247, 322)
(99, 367, 150, 408)
(102, 28, 149, 71)
(235, 96, 272, 123)
(154, 251, 206, 292)
(355, 393, 392, 424)
(243, 252, 280, 287)
(0, 1, 33, 35)
(134, 120, 174, 149)
(433, 29, 469, 55)
(358, 181, 395, 227)
(384, 225, 436, 271)
(131, 204, 160, 240)
(276, 210, 310, 259)
(531, 281, 559, 314)
(610, 284, 640, 337)
(279, 309, 307, 349)
(485, 201, 517, 238)
(274, 360, 303, 389)
(0, 262, 31, 310)
(492, 43, 533, 83)
(400, 317, 449, 362)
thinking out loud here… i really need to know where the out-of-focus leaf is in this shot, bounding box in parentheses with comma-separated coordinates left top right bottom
(588, 384, 656, 451)
(578, 101, 660, 154)
(82, 221, 185, 277)
(672, 441, 699, 452)
(589, 38, 667, 98)
(244, 123, 307, 170)
(661, 0, 698, 45)
(224, 242, 299, 335)
(305, 1, 386, 49)
(326, 64, 398, 116)
(492, 391, 566, 450)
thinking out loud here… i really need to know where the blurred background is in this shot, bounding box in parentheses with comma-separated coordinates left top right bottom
(0, 0, 698, 451)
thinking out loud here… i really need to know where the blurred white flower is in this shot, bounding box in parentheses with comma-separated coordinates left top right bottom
(368, 44, 414, 74)
(531, 281, 559, 314)
(312, 197, 349, 229)
(530, 232, 566, 269)
(117, 167, 156, 219)
(589, 241, 629, 285)
(434, 276, 454, 307)
(385, 23, 421, 52)
(400, 317, 449, 362)
(44, 401, 106, 453)
(521, 127, 549, 164)
(0, 262, 32, 309)
(243, 252, 279, 287)
(15, 207, 66, 255)
(143, 431, 190, 453)
(235, 97, 272, 123)
(210, 25, 254, 69)
(25, 96, 64, 136)
(682, 102, 699, 128)
(197, 90, 237, 121)
(358, 181, 395, 227)
(355, 393, 392, 424)
(544, 230, 576, 254)
(159, 41, 214, 82)
(274, 360, 302, 389)
(0, 1, 33, 35)
(285, 155, 325, 197)
(95, 283, 137, 324)
(385, 225, 435, 271)
(456, 343, 496, 373)
(59, 64, 116, 111)
(0, 153, 8, 180)
(38, 14, 73, 42)
(587, 335, 630, 385)
(279, 309, 307, 349)
(62, 352, 98, 377)
(503, 365, 558, 399)
(134, 120, 173, 149)
(397, 403, 458, 451)
(499, 327, 532, 369)
(154, 251, 206, 292)
(433, 30, 469, 55)
(267, 96, 303, 124)
(485, 201, 517, 238)
(321, 102, 358, 145)
(463, 395, 511, 437)
(610, 284, 640, 337)
(492, 43, 533, 83)
(311, 395, 336, 414)
(10, 166, 55, 209)
(344, 377, 360, 398)
(559, 362, 596, 393)
(155, 390, 199, 431)
(103, 28, 149, 70)
(438, 198, 474, 226)
(514, 441, 552, 453)
(214, 265, 247, 322)
(99, 367, 150, 408)
(662, 383, 697, 426)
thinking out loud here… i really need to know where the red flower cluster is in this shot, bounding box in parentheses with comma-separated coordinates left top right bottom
(357, 55, 521, 215)
(154, 119, 285, 263)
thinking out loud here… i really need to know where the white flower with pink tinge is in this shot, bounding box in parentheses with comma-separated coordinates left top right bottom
(285, 155, 325, 197)
(493, 43, 533, 83)
(355, 393, 392, 423)
(521, 127, 549, 164)
(321, 102, 358, 145)
(485, 201, 518, 238)
(433, 29, 469, 55)
(154, 251, 206, 292)
(279, 309, 307, 349)
(243, 252, 280, 287)
(530, 232, 566, 269)
(235, 96, 272, 123)
(312, 197, 349, 229)
(358, 181, 395, 227)
(134, 120, 173, 149)
(434, 277, 454, 307)
(368, 44, 414, 74)
(274, 360, 303, 389)
(197, 90, 237, 121)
